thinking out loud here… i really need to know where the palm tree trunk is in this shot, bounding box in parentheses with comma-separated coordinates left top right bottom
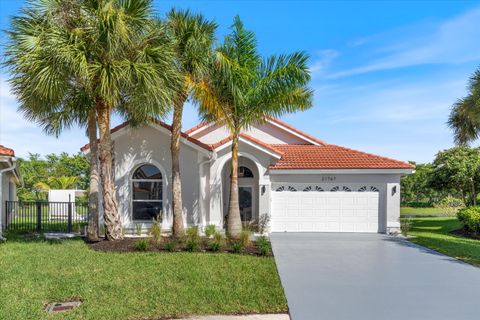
(227, 134, 242, 238)
(171, 92, 187, 237)
(96, 98, 123, 240)
(86, 110, 100, 241)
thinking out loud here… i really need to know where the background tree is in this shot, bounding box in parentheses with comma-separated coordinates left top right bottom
(197, 16, 313, 237)
(166, 9, 217, 237)
(448, 69, 480, 145)
(428, 146, 480, 206)
(34, 176, 79, 193)
(400, 162, 453, 205)
(5, 0, 179, 240)
(16, 153, 89, 201)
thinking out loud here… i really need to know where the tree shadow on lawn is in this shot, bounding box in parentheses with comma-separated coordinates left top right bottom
(2, 230, 81, 245)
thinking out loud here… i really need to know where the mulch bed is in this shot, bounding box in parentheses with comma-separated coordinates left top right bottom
(86, 237, 272, 256)
(450, 227, 480, 240)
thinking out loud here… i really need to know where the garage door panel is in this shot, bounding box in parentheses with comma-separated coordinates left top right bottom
(271, 191, 379, 233)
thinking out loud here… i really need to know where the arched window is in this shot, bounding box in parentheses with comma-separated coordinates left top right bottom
(132, 164, 163, 221)
(238, 166, 254, 178)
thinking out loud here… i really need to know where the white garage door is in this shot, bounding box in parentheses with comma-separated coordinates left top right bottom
(271, 191, 379, 233)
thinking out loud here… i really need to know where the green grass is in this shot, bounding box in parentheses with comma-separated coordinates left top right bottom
(409, 217, 480, 267)
(0, 235, 287, 320)
(401, 206, 450, 217)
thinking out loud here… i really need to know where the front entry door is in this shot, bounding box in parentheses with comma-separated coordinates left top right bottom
(238, 186, 253, 223)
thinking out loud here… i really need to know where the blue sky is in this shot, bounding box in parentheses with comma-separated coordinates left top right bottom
(1, 0, 480, 163)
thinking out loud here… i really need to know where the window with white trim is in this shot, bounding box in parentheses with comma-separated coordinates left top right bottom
(132, 164, 163, 221)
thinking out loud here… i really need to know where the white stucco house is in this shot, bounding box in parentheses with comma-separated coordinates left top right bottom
(81, 117, 414, 234)
(0, 145, 21, 236)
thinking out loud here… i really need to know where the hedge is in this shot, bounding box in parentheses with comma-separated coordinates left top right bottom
(457, 207, 480, 234)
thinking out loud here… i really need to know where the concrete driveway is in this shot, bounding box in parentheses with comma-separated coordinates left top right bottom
(270, 233, 480, 320)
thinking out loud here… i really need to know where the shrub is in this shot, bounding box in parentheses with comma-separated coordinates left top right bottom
(239, 229, 252, 248)
(213, 231, 224, 244)
(164, 240, 176, 252)
(457, 207, 480, 234)
(248, 214, 270, 234)
(209, 241, 221, 252)
(184, 226, 200, 252)
(149, 217, 162, 245)
(256, 235, 271, 256)
(400, 218, 413, 236)
(186, 226, 199, 241)
(257, 214, 270, 234)
(135, 224, 142, 236)
(185, 239, 199, 252)
(133, 239, 149, 251)
(232, 242, 243, 254)
(434, 196, 465, 216)
(208, 231, 224, 252)
(204, 224, 216, 238)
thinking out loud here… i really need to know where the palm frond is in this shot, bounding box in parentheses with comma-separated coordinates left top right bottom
(448, 96, 480, 145)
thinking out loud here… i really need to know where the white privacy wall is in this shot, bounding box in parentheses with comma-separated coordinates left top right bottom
(269, 173, 402, 233)
(0, 167, 16, 233)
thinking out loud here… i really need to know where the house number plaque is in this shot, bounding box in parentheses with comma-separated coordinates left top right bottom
(321, 176, 336, 182)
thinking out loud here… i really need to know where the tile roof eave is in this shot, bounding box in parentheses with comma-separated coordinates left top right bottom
(0, 145, 15, 157)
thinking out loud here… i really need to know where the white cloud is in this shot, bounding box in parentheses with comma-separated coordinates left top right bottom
(309, 49, 339, 78)
(0, 77, 88, 157)
(328, 7, 480, 78)
(315, 77, 466, 124)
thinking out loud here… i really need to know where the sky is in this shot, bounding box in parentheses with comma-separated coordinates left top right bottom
(1, 0, 480, 163)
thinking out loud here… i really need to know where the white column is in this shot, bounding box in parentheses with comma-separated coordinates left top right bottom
(386, 182, 401, 234)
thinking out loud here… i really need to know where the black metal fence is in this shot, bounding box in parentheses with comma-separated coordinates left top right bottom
(4, 201, 89, 233)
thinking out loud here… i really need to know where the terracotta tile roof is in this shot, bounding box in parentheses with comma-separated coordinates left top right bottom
(209, 133, 283, 155)
(0, 145, 15, 157)
(269, 144, 414, 170)
(80, 120, 213, 152)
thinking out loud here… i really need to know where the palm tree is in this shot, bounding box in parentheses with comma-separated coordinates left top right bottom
(196, 16, 313, 237)
(448, 69, 480, 145)
(166, 9, 217, 237)
(19, 97, 101, 241)
(35, 176, 80, 193)
(5, 0, 179, 240)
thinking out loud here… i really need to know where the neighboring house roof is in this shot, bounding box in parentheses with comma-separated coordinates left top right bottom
(0, 145, 15, 157)
(269, 144, 414, 170)
(80, 119, 213, 152)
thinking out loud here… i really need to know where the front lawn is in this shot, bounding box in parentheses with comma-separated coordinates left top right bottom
(400, 206, 448, 217)
(0, 235, 287, 320)
(409, 217, 480, 267)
